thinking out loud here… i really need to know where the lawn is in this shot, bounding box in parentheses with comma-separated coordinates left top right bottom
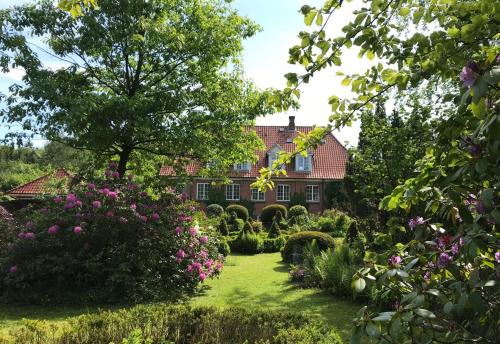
(0, 253, 360, 342)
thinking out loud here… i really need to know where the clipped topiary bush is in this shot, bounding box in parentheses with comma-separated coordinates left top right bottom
(282, 231, 336, 263)
(0, 162, 223, 303)
(263, 236, 286, 253)
(288, 205, 308, 224)
(217, 238, 231, 256)
(226, 204, 249, 221)
(4, 304, 342, 344)
(206, 204, 224, 218)
(227, 212, 244, 232)
(268, 218, 281, 239)
(231, 231, 262, 254)
(261, 204, 287, 224)
(251, 221, 263, 233)
(218, 218, 229, 236)
(242, 221, 254, 234)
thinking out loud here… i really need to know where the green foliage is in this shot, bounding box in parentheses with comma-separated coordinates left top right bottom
(231, 231, 262, 254)
(289, 191, 307, 208)
(217, 238, 231, 256)
(0, 0, 268, 176)
(3, 304, 342, 344)
(262, 236, 286, 253)
(217, 218, 229, 236)
(0, 174, 222, 303)
(267, 219, 282, 239)
(282, 231, 336, 263)
(261, 204, 287, 224)
(236, 199, 255, 219)
(206, 204, 224, 218)
(207, 188, 228, 209)
(242, 221, 254, 234)
(0, 161, 46, 193)
(251, 220, 263, 233)
(288, 205, 308, 225)
(226, 204, 249, 221)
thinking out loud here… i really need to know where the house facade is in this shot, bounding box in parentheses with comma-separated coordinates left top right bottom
(160, 116, 348, 215)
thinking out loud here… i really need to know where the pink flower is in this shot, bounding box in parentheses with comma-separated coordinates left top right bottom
(9, 265, 17, 273)
(408, 216, 424, 230)
(199, 236, 208, 244)
(388, 255, 402, 266)
(64, 203, 75, 210)
(112, 171, 120, 179)
(199, 272, 206, 281)
(127, 183, 137, 190)
(66, 193, 77, 202)
(189, 227, 198, 236)
(204, 259, 213, 268)
(130, 203, 137, 210)
(127, 174, 133, 180)
(54, 196, 63, 203)
(190, 206, 196, 212)
(104, 170, 112, 177)
(25, 221, 34, 229)
(100, 188, 110, 195)
(151, 213, 160, 221)
(199, 250, 208, 259)
(180, 193, 188, 201)
(109, 161, 117, 169)
(48, 225, 59, 234)
(108, 191, 118, 199)
(87, 183, 96, 190)
(177, 249, 186, 259)
(187, 265, 194, 272)
(140, 191, 148, 198)
(174, 226, 183, 235)
(92, 200, 102, 208)
(75, 200, 82, 207)
(495, 252, 500, 263)
(459, 62, 480, 88)
(215, 263, 223, 272)
(140, 215, 148, 223)
(18, 232, 26, 239)
(25, 232, 36, 240)
(73, 226, 83, 234)
(106, 211, 114, 218)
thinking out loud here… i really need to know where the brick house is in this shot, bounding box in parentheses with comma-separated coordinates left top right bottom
(160, 116, 348, 215)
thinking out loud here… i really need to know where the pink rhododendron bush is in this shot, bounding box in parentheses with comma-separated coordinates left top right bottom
(0, 163, 223, 303)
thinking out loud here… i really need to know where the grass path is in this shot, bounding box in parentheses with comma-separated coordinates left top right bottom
(0, 253, 360, 341)
(192, 253, 360, 340)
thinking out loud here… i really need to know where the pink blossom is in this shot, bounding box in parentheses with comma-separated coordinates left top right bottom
(215, 263, 223, 272)
(66, 194, 77, 202)
(495, 252, 500, 263)
(187, 265, 194, 272)
(25, 221, 34, 229)
(112, 171, 120, 179)
(174, 226, 183, 235)
(199, 250, 208, 259)
(176, 249, 186, 259)
(18, 232, 26, 239)
(127, 183, 137, 190)
(423, 271, 431, 281)
(92, 200, 102, 208)
(192, 262, 202, 272)
(104, 170, 112, 177)
(388, 255, 402, 266)
(459, 62, 479, 88)
(106, 211, 114, 218)
(48, 225, 59, 234)
(130, 203, 137, 210)
(180, 193, 188, 201)
(408, 216, 424, 230)
(189, 227, 198, 236)
(204, 259, 213, 268)
(151, 213, 160, 221)
(109, 161, 117, 169)
(437, 252, 452, 268)
(75, 200, 82, 207)
(451, 243, 460, 255)
(140, 191, 148, 198)
(100, 188, 110, 195)
(25, 232, 35, 240)
(108, 191, 118, 199)
(199, 236, 208, 244)
(87, 183, 96, 190)
(73, 226, 83, 234)
(54, 196, 63, 203)
(140, 215, 148, 223)
(199, 272, 206, 281)
(64, 203, 75, 210)
(9, 265, 17, 273)
(190, 206, 196, 212)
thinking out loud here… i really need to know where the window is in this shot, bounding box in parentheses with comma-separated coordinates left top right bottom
(251, 188, 265, 201)
(196, 183, 210, 200)
(296, 154, 312, 172)
(234, 162, 250, 171)
(269, 152, 278, 169)
(277, 184, 290, 202)
(306, 185, 320, 202)
(226, 184, 240, 201)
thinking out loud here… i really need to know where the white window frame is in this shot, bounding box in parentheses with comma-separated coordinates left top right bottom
(276, 184, 290, 202)
(234, 162, 250, 171)
(225, 184, 240, 201)
(295, 154, 312, 172)
(306, 185, 320, 203)
(251, 188, 265, 202)
(196, 183, 210, 201)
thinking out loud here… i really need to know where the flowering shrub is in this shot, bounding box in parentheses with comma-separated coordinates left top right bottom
(0, 162, 223, 303)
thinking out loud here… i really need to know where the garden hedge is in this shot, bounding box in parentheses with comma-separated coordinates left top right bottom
(226, 204, 249, 221)
(206, 204, 224, 218)
(3, 304, 342, 344)
(282, 231, 336, 263)
(261, 204, 287, 224)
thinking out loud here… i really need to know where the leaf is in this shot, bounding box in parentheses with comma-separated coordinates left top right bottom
(398, 7, 410, 16)
(304, 10, 317, 26)
(414, 308, 436, 319)
(372, 312, 395, 322)
(352, 278, 366, 292)
(443, 302, 453, 314)
(366, 322, 380, 337)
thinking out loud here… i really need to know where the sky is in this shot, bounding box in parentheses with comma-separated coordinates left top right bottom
(0, 0, 370, 147)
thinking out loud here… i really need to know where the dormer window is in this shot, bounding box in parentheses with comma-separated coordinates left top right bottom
(295, 154, 312, 172)
(267, 144, 284, 170)
(234, 162, 250, 171)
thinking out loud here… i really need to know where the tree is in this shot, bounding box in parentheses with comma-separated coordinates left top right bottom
(0, 0, 267, 177)
(256, 0, 499, 343)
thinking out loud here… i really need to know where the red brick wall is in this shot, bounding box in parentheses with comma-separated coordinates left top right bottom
(188, 178, 327, 217)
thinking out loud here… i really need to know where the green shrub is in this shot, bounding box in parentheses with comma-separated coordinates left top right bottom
(288, 205, 308, 225)
(251, 221, 263, 233)
(207, 188, 228, 208)
(263, 236, 286, 253)
(231, 231, 262, 254)
(268, 219, 281, 239)
(261, 204, 287, 224)
(217, 238, 231, 256)
(242, 221, 254, 234)
(4, 304, 342, 344)
(218, 218, 229, 236)
(344, 220, 366, 257)
(289, 191, 307, 208)
(206, 204, 224, 218)
(227, 212, 244, 232)
(282, 231, 336, 263)
(237, 199, 255, 219)
(226, 204, 249, 221)
(317, 217, 337, 233)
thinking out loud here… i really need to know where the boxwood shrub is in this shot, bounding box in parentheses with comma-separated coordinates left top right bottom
(226, 204, 249, 221)
(206, 204, 224, 218)
(4, 304, 342, 344)
(263, 236, 286, 253)
(261, 204, 287, 224)
(282, 231, 336, 263)
(230, 231, 262, 254)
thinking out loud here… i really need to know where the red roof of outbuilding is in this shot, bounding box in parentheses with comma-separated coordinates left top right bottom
(160, 125, 348, 180)
(7, 169, 72, 199)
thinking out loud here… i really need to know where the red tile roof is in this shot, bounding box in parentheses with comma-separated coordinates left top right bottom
(160, 125, 348, 180)
(7, 169, 72, 199)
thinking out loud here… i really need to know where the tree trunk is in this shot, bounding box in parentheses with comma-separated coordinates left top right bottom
(117, 147, 132, 178)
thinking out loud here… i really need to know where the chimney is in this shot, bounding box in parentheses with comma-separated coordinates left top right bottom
(288, 116, 295, 131)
